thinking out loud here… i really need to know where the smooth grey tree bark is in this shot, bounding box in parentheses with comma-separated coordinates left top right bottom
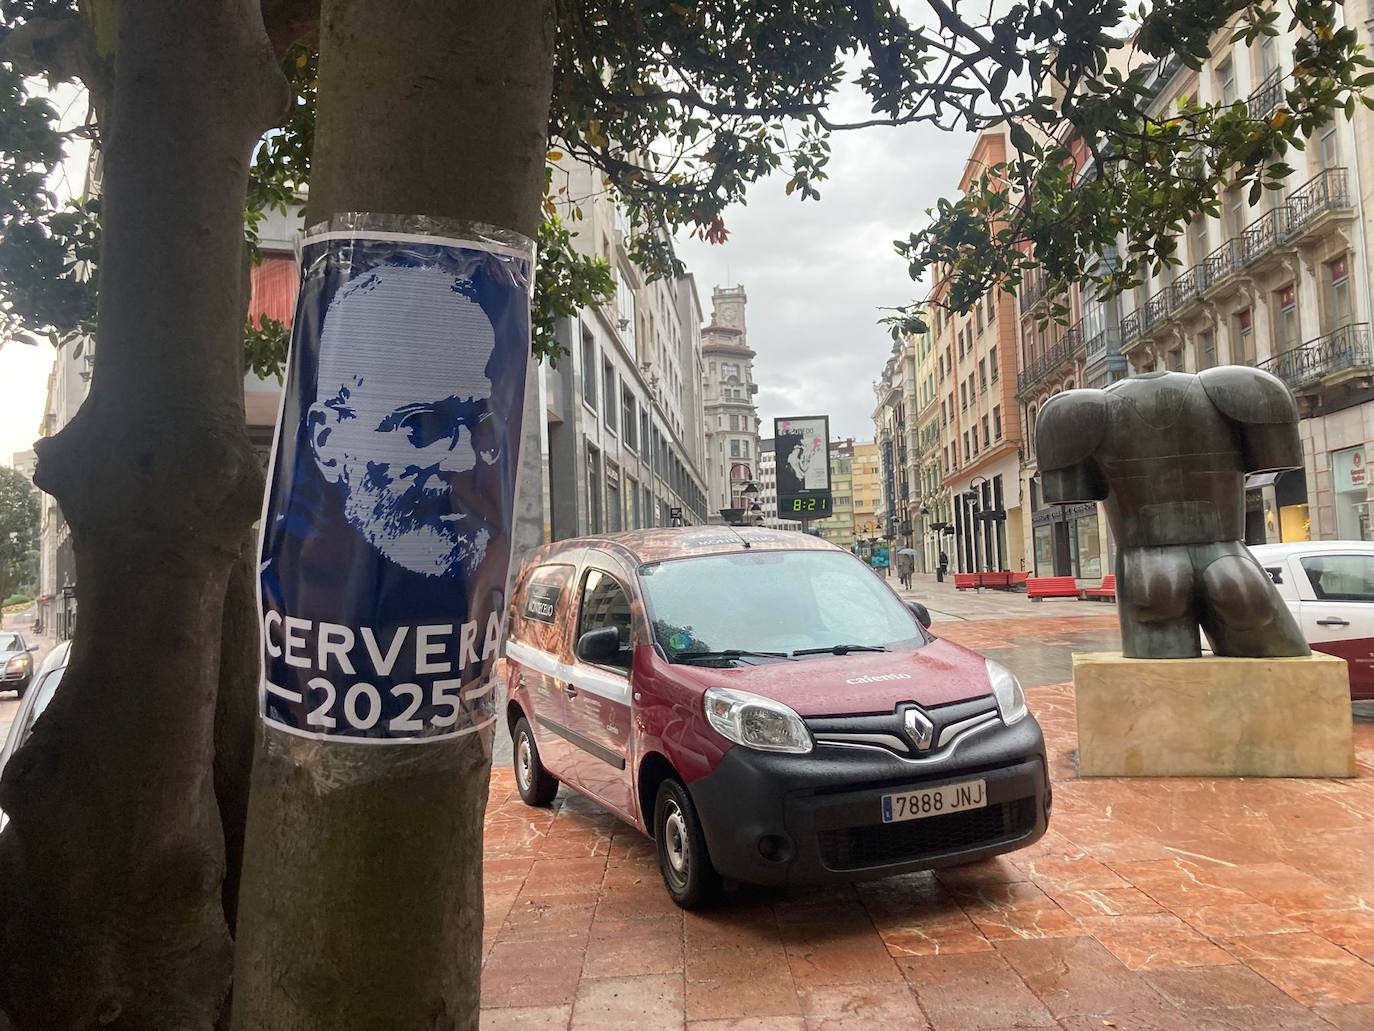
(0, 2, 286, 1027)
(230, 5, 556, 1029)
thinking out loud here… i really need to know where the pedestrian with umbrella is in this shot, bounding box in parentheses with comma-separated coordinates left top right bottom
(896, 548, 916, 590)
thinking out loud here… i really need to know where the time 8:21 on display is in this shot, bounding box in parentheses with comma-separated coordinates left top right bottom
(783, 495, 832, 515)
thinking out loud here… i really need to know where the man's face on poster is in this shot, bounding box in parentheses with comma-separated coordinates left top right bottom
(309, 264, 502, 579)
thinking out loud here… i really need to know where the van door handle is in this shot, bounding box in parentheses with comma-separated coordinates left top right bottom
(563, 682, 578, 697)
(1316, 617, 1350, 627)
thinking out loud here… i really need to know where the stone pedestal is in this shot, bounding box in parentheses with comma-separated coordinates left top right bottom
(1073, 652, 1355, 778)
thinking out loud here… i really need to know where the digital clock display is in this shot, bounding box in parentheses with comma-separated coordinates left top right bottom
(781, 494, 832, 515)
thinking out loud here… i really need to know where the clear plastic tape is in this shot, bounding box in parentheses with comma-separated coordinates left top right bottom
(256, 213, 535, 787)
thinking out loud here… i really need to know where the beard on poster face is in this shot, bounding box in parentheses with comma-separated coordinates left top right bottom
(337, 452, 502, 580)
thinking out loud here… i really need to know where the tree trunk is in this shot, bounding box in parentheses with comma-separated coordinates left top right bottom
(0, 3, 285, 1028)
(229, 5, 555, 1030)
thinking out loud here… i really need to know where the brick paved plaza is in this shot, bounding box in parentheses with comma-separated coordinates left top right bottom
(480, 600, 1374, 1030)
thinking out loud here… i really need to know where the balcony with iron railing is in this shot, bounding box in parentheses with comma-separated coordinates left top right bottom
(1142, 288, 1171, 332)
(1247, 67, 1284, 119)
(1123, 191, 1335, 356)
(1260, 322, 1372, 391)
(1120, 310, 1141, 345)
(1202, 238, 1243, 290)
(1240, 206, 1290, 264)
(1016, 321, 1087, 397)
(1169, 267, 1201, 312)
(1020, 274, 1052, 311)
(1083, 326, 1123, 366)
(1288, 167, 1351, 234)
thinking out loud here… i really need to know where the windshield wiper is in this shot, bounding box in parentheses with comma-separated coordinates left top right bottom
(674, 649, 797, 664)
(791, 644, 890, 657)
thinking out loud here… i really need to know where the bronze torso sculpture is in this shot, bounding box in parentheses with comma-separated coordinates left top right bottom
(1035, 367, 1310, 659)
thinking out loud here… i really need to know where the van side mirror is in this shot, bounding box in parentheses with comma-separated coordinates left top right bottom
(576, 626, 622, 665)
(907, 601, 932, 629)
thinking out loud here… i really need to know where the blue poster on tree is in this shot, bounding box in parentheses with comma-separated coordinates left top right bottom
(257, 219, 534, 742)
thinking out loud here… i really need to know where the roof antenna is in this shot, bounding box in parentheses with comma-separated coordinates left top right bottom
(725, 522, 752, 549)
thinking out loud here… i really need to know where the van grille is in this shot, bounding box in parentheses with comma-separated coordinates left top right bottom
(817, 797, 1036, 871)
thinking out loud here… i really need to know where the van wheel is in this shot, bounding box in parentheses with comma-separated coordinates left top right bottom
(512, 717, 558, 807)
(654, 779, 720, 909)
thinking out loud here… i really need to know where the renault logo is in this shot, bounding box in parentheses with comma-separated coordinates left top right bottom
(904, 707, 935, 751)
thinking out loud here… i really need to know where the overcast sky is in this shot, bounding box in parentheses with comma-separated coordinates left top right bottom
(676, 118, 974, 441)
(0, 83, 975, 467)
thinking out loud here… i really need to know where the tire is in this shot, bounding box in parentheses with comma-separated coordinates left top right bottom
(512, 716, 558, 807)
(653, 778, 721, 909)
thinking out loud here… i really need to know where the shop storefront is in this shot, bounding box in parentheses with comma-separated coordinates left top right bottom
(1031, 501, 1106, 579)
(1333, 445, 1371, 541)
(1244, 468, 1310, 545)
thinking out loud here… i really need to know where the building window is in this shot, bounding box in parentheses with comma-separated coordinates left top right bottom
(1325, 255, 1353, 331)
(979, 359, 987, 393)
(1275, 285, 1299, 353)
(1200, 329, 1217, 369)
(959, 383, 967, 410)
(981, 415, 990, 448)
(1168, 347, 1184, 372)
(606, 470, 622, 532)
(1217, 57, 1237, 106)
(987, 293, 996, 323)
(603, 359, 617, 431)
(989, 346, 999, 381)
(729, 413, 740, 431)
(628, 477, 640, 528)
(1319, 124, 1340, 171)
(581, 328, 597, 409)
(993, 405, 1002, 439)
(586, 446, 602, 533)
(1226, 185, 1246, 241)
(975, 304, 984, 333)
(1234, 308, 1255, 364)
(1189, 217, 1209, 265)
(622, 387, 636, 450)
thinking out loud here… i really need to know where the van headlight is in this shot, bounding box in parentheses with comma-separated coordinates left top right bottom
(986, 659, 1027, 726)
(704, 688, 812, 754)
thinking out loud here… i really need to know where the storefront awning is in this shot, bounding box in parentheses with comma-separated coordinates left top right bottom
(1244, 472, 1281, 490)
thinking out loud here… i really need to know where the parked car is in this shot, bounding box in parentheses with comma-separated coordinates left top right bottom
(1250, 540, 1374, 699)
(0, 640, 71, 833)
(0, 632, 35, 697)
(503, 526, 1050, 907)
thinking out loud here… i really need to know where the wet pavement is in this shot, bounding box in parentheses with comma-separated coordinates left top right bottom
(481, 597, 1374, 1030)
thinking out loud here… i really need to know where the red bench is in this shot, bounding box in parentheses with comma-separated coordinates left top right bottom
(1027, 576, 1081, 601)
(1010, 571, 1030, 589)
(1083, 574, 1116, 601)
(954, 571, 1015, 590)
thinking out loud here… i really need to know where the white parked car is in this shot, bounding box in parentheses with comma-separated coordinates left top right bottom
(1249, 541, 1374, 699)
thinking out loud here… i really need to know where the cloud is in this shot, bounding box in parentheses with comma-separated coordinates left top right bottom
(677, 115, 973, 441)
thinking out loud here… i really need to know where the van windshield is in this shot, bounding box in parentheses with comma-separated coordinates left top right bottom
(640, 550, 925, 663)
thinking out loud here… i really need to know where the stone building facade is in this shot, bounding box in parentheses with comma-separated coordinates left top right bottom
(700, 286, 762, 520)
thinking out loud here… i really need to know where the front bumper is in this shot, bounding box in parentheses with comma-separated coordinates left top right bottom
(687, 714, 1049, 887)
(0, 667, 31, 691)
